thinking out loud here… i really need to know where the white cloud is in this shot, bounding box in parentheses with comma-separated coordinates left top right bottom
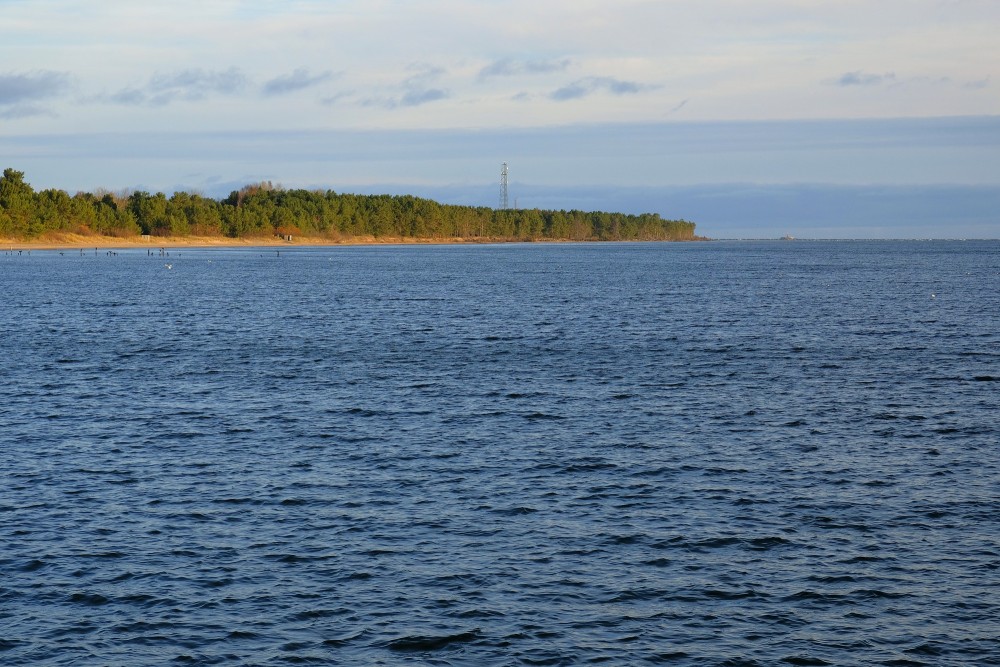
(549, 76, 651, 101)
(356, 63, 453, 110)
(399, 88, 448, 108)
(0, 104, 55, 120)
(834, 71, 897, 87)
(262, 68, 336, 96)
(104, 68, 248, 107)
(0, 70, 71, 105)
(478, 58, 572, 80)
(361, 88, 450, 110)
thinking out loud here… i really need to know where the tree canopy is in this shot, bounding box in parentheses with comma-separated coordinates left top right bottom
(0, 168, 697, 242)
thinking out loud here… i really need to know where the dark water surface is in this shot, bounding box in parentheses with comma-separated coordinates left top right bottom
(2, 241, 998, 666)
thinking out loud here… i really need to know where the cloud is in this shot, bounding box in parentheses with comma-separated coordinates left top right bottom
(108, 87, 147, 106)
(262, 68, 335, 96)
(362, 88, 450, 110)
(400, 88, 448, 107)
(148, 67, 246, 101)
(478, 57, 571, 80)
(834, 71, 896, 87)
(320, 90, 355, 106)
(360, 64, 450, 110)
(550, 76, 647, 101)
(0, 104, 54, 119)
(0, 70, 71, 106)
(831, 71, 990, 92)
(108, 67, 247, 106)
(402, 63, 446, 85)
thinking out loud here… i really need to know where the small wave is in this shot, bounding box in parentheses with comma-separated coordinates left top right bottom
(781, 656, 832, 666)
(561, 461, 617, 473)
(810, 516, 872, 531)
(851, 588, 909, 600)
(322, 630, 367, 647)
(341, 408, 383, 417)
(606, 588, 663, 603)
(807, 574, 858, 584)
(20, 558, 47, 572)
(116, 593, 160, 605)
(264, 553, 306, 564)
(78, 551, 126, 559)
(904, 641, 945, 657)
(702, 588, 761, 600)
(840, 555, 883, 563)
(291, 608, 351, 621)
(649, 651, 690, 661)
(745, 536, 792, 551)
(453, 608, 506, 619)
(68, 592, 110, 606)
(523, 412, 566, 421)
(649, 536, 687, 550)
(279, 641, 314, 653)
(492, 506, 539, 515)
(0, 639, 24, 651)
(213, 497, 261, 505)
(782, 590, 846, 604)
(386, 628, 481, 652)
(690, 536, 742, 550)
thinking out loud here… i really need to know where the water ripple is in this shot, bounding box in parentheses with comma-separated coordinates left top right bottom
(1, 241, 998, 665)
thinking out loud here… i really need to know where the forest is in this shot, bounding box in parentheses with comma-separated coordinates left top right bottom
(0, 168, 697, 242)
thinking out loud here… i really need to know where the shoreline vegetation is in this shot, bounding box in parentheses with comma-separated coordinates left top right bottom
(1, 168, 700, 249)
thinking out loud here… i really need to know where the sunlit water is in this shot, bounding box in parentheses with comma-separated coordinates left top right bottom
(2, 240, 998, 666)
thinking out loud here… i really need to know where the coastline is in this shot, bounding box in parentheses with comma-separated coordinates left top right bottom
(2, 232, 500, 251)
(2, 232, 706, 251)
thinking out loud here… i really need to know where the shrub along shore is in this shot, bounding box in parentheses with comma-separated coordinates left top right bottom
(1, 168, 698, 246)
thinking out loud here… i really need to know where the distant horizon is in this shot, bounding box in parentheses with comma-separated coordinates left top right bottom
(5, 164, 1000, 241)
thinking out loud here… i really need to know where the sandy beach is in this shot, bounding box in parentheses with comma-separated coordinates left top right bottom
(1, 232, 487, 251)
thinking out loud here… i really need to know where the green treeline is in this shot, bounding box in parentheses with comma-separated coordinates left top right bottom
(0, 168, 697, 242)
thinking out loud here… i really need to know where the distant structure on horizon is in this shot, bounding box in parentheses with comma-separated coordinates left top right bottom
(499, 162, 509, 210)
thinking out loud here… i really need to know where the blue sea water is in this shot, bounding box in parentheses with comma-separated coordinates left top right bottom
(1, 240, 998, 666)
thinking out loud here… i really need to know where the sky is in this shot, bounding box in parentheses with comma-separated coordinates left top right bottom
(2, 0, 999, 238)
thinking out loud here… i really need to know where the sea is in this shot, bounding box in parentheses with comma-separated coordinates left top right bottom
(1, 240, 998, 666)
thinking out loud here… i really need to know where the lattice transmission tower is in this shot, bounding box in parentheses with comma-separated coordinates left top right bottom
(499, 162, 509, 210)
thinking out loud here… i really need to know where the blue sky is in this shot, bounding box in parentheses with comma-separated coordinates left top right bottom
(2, 0, 998, 238)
